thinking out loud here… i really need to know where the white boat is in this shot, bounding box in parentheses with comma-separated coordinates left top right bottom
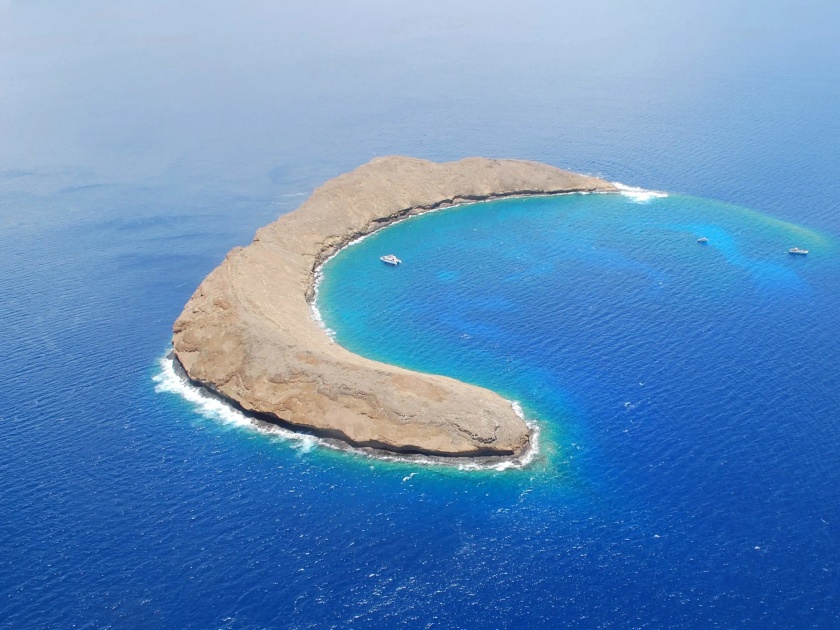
(380, 254, 402, 266)
(697, 237, 708, 244)
(788, 247, 808, 256)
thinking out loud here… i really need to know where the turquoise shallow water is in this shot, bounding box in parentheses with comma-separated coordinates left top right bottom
(318, 192, 839, 467)
(314, 190, 840, 619)
(4, 0, 840, 626)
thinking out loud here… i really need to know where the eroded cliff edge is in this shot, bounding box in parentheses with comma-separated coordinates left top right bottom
(172, 156, 617, 460)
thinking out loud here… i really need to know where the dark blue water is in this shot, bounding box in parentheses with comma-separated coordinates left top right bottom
(2, 1, 840, 627)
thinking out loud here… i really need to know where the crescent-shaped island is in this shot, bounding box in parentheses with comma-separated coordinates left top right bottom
(172, 156, 618, 462)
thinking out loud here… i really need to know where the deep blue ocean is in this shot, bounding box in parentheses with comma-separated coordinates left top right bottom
(2, 1, 840, 627)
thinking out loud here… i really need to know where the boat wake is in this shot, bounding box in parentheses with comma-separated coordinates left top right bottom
(613, 182, 669, 203)
(153, 354, 540, 471)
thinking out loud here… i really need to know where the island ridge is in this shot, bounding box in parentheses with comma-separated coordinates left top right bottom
(172, 156, 618, 461)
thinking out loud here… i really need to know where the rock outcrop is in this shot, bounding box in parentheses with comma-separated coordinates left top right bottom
(172, 156, 617, 460)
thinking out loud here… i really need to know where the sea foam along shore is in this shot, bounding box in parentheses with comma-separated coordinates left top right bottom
(153, 354, 541, 471)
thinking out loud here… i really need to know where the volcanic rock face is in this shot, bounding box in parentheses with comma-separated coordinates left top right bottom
(172, 156, 617, 460)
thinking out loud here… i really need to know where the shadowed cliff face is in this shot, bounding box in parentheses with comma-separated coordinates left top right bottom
(172, 156, 617, 460)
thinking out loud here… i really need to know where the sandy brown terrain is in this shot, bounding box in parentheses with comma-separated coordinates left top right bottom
(172, 156, 617, 460)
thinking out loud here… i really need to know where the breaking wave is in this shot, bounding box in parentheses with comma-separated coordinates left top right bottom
(613, 182, 669, 203)
(153, 355, 319, 452)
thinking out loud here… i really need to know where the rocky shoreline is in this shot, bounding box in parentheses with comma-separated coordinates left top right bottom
(172, 156, 617, 462)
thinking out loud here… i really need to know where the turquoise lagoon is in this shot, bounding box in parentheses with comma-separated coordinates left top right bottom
(318, 190, 837, 477)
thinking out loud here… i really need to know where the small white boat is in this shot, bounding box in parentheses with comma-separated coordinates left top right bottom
(697, 237, 708, 244)
(380, 254, 402, 266)
(788, 247, 808, 256)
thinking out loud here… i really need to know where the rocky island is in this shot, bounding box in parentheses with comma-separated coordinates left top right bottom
(172, 157, 617, 462)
